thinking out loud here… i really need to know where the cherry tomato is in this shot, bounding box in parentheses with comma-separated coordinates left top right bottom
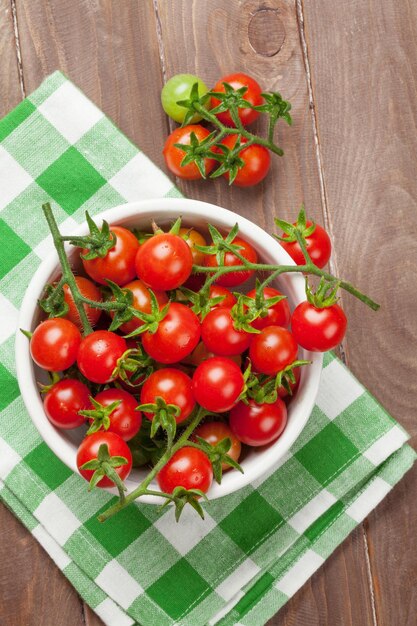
(62, 276, 102, 329)
(183, 342, 242, 368)
(135, 233, 193, 290)
(111, 279, 168, 334)
(205, 235, 258, 287)
(209, 285, 237, 309)
(30, 318, 81, 371)
(249, 326, 298, 375)
(77, 330, 127, 384)
(179, 227, 207, 266)
(77, 431, 132, 488)
(142, 303, 200, 364)
(157, 447, 213, 494)
(220, 135, 271, 187)
(291, 302, 347, 351)
(211, 73, 263, 127)
(163, 125, 217, 180)
(93, 388, 141, 441)
(278, 366, 301, 399)
(140, 368, 195, 423)
(194, 422, 241, 470)
(192, 356, 244, 413)
(183, 273, 206, 291)
(44, 379, 90, 429)
(229, 397, 287, 446)
(82, 225, 139, 286)
(161, 74, 209, 123)
(246, 287, 291, 330)
(280, 221, 331, 269)
(201, 307, 251, 356)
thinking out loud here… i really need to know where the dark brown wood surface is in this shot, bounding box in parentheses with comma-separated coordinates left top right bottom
(0, 1, 416, 625)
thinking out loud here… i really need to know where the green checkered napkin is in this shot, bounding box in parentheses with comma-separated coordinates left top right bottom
(0, 72, 415, 626)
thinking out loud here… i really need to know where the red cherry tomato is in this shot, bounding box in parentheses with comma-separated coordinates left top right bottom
(77, 431, 132, 488)
(280, 221, 331, 269)
(205, 235, 258, 287)
(157, 447, 213, 494)
(163, 125, 217, 180)
(140, 368, 195, 423)
(77, 330, 127, 384)
(30, 318, 81, 371)
(209, 285, 237, 309)
(44, 379, 90, 429)
(194, 422, 241, 470)
(249, 326, 298, 375)
(135, 233, 193, 290)
(142, 303, 200, 364)
(82, 226, 139, 286)
(93, 388, 141, 441)
(201, 307, 251, 356)
(291, 302, 347, 351)
(192, 356, 244, 413)
(246, 287, 291, 330)
(211, 73, 263, 127)
(229, 397, 287, 446)
(62, 276, 102, 329)
(111, 279, 168, 334)
(220, 135, 271, 187)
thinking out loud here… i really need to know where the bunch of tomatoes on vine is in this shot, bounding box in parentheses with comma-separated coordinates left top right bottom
(161, 72, 292, 186)
(25, 200, 378, 523)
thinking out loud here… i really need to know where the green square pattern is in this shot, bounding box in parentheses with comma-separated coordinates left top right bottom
(295, 423, 360, 485)
(0, 219, 31, 279)
(36, 147, 106, 214)
(0, 72, 414, 626)
(147, 558, 212, 620)
(24, 443, 72, 490)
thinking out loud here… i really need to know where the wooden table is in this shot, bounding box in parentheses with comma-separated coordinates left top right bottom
(1, 1, 416, 624)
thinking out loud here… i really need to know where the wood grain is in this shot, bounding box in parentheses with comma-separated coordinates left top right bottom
(302, 0, 417, 624)
(0, 0, 22, 113)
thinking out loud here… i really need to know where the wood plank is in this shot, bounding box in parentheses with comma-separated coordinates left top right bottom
(0, 0, 23, 114)
(302, 1, 417, 625)
(156, 2, 375, 625)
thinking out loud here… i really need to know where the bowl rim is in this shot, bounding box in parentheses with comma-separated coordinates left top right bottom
(15, 197, 322, 504)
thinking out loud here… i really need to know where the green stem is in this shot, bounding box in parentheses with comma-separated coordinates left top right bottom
(42, 203, 94, 335)
(98, 406, 208, 522)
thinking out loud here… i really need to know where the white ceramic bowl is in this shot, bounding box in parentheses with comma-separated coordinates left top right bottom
(15, 198, 322, 503)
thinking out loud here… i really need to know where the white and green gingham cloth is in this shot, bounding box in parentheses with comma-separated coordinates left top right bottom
(0, 72, 415, 626)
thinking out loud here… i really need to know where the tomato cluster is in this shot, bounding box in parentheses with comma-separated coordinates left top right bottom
(30, 213, 346, 503)
(161, 72, 281, 187)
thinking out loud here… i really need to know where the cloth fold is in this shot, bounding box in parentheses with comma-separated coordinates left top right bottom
(0, 72, 414, 626)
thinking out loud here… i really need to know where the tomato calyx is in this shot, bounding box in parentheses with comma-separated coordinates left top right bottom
(80, 397, 121, 434)
(122, 290, 171, 338)
(159, 485, 208, 522)
(178, 284, 225, 319)
(176, 81, 212, 127)
(254, 92, 292, 128)
(210, 135, 246, 184)
(192, 436, 243, 484)
(274, 205, 316, 244)
(79, 443, 128, 499)
(196, 223, 244, 268)
(174, 129, 218, 179)
(38, 282, 69, 318)
(69, 211, 117, 261)
(209, 81, 252, 126)
(37, 370, 61, 394)
(243, 359, 310, 404)
(306, 276, 341, 308)
(113, 346, 154, 388)
(137, 397, 181, 444)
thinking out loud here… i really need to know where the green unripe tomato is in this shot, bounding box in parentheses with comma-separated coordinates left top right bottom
(161, 74, 209, 123)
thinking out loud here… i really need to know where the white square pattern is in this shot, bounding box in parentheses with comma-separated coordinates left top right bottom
(109, 152, 173, 201)
(95, 560, 143, 610)
(0, 147, 33, 211)
(34, 492, 81, 545)
(287, 489, 337, 534)
(38, 81, 104, 144)
(154, 505, 217, 555)
(32, 524, 71, 570)
(0, 293, 19, 344)
(0, 439, 21, 479)
(215, 558, 261, 601)
(33, 216, 78, 260)
(346, 477, 391, 523)
(364, 426, 408, 466)
(94, 598, 135, 626)
(315, 359, 364, 420)
(276, 549, 324, 597)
